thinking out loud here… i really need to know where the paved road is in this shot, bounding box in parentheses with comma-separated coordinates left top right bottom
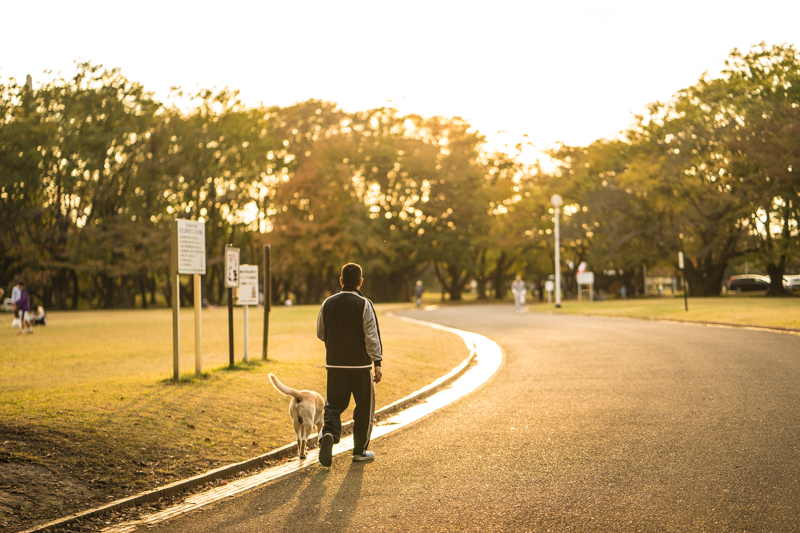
(151, 306, 800, 532)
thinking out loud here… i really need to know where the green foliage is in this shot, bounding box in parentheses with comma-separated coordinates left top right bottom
(2, 45, 799, 307)
(548, 43, 800, 296)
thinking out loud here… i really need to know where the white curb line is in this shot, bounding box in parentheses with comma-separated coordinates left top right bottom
(95, 316, 502, 532)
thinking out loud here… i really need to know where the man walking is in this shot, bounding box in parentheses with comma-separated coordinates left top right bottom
(11, 281, 21, 326)
(511, 275, 527, 314)
(316, 263, 383, 466)
(413, 280, 424, 309)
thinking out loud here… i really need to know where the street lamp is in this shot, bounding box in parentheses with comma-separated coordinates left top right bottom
(550, 194, 563, 308)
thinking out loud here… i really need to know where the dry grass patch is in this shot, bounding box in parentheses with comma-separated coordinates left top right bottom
(0, 304, 467, 531)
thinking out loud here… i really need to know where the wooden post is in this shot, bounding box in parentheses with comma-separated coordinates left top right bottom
(683, 276, 689, 311)
(262, 245, 271, 360)
(228, 287, 234, 367)
(243, 304, 249, 362)
(194, 274, 202, 375)
(171, 221, 181, 381)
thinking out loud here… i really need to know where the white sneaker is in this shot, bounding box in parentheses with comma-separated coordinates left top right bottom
(352, 451, 375, 462)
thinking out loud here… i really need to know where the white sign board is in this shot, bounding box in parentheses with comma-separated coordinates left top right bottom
(237, 265, 259, 305)
(577, 272, 595, 285)
(545, 280, 555, 293)
(176, 219, 206, 275)
(225, 247, 240, 288)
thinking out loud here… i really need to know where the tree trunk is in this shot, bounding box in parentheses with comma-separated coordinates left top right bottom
(164, 267, 173, 307)
(69, 269, 79, 310)
(139, 274, 148, 309)
(490, 252, 509, 301)
(683, 259, 726, 296)
(765, 256, 790, 296)
(434, 263, 467, 301)
(51, 269, 65, 310)
(475, 276, 488, 300)
(475, 252, 489, 300)
(149, 275, 157, 305)
(101, 274, 115, 309)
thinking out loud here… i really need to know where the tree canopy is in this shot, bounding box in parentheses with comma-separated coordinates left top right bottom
(2, 44, 798, 309)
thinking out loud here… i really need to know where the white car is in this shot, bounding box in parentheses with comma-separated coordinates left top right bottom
(2, 298, 15, 312)
(785, 275, 800, 291)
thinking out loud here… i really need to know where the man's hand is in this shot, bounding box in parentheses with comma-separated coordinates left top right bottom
(373, 366, 382, 384)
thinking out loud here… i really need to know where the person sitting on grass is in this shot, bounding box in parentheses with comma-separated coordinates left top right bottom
(32, 306, 47, 326)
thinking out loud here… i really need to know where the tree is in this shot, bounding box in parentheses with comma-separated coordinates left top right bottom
(0, 63, 161, 308)
(411, 116, 492, 301)
(719, 44, 800, 294)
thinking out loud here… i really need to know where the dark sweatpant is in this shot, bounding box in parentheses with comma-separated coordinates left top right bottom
(322, 367, 375, 456)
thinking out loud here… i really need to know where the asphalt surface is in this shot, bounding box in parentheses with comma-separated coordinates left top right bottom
(148, 306, 800, 532)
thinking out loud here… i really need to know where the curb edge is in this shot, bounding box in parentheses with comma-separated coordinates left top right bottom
(23, 315, 477, 533)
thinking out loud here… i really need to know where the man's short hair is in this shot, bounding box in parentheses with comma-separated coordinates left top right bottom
(341, 263, 362, 288)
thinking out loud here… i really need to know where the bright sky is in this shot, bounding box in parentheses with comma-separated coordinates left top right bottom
(2, 0, 799, 152)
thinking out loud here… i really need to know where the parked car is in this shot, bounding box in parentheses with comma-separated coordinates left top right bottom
(785, 275, 800, 291)
(728, 275, 770, 292)
(2, 298, 15, 313)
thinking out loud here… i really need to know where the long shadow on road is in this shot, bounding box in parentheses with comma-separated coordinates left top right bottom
(148, 305, 800, 533)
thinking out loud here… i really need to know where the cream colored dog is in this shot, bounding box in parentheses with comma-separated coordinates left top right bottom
(268, 373, 325, 459)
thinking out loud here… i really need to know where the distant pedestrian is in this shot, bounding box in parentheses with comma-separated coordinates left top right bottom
(620, 286, 627, 299)
(316, 263, 383, 466)
(511, 275, 527, 314)
(11, 282, 21, 319)
(15, 281, 32, 335)
(413, 280, 424, 309)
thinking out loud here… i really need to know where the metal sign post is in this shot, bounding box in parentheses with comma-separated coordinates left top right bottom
(577, 271, 595, 302)
(237, 265, 259, 362)
(225, 245, 240, 367)
(550, 194, 563, 308)
(262, 245, 271, 360)
(171, 219, 206, 380)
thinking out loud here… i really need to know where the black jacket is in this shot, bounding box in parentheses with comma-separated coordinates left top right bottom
(316, 289, 382, 368)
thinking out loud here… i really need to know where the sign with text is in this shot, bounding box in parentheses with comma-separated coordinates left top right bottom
(544, 280, 555, 293)
(577, 272, 595, 285)
(225, 247, 240, 288)
(237, 265, 259, 305)
(176, 219, 206, 275)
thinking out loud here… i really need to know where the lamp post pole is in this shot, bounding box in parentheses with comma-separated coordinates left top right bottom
(679, 251, 688, 311)
(551, 194, 563, 309)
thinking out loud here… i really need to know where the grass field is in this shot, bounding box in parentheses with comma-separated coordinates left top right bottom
(3, 294, 797, 530)
(0, 304, 469, 529)
(527, 293, 800, 329)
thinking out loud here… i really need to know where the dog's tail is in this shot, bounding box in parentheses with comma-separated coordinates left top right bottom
(269, 373, 304, 402)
